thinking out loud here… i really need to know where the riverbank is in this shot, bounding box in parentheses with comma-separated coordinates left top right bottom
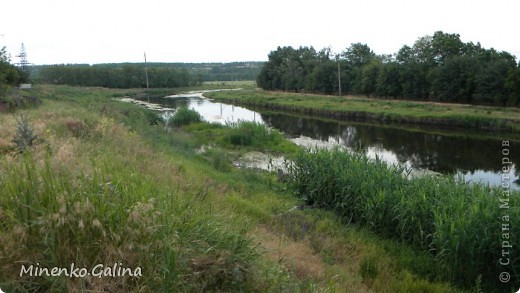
(0, 84, 498, 291)
(205, 90, 520, 132)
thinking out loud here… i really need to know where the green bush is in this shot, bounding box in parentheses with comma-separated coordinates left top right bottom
(225, 121, 283, 147)
(168, 106, 201, 127)
(11, 113, 38, 152)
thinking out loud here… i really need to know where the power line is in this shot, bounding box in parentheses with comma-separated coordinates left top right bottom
(15, 43, 30, 70)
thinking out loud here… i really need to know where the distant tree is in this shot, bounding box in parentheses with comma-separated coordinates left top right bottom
(343, 43, 375, 68)
(396, 45, 415, 64)
(474, 59, 513, 105)
(360, 60, 382, 97)
(0, 47, 21, 96)
(308, 60, 335, 94)
(505, 67, 520, 106)
(376, 62, 401, 98)
(431, 56, 479, 103)
(411, 35, 434, 66)
(430, 31, 465, 65)
(35, 63, 196, 89)
(255, 32, 519, 106)
(399, 62, 429, 100)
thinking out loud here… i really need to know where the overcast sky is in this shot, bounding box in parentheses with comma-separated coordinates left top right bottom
(1, 0, 519, 65)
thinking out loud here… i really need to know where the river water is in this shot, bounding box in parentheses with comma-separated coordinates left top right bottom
(133, 91, 520, 190)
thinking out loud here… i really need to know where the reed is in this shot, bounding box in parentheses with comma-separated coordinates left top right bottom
(167, 106, 201, 127)
(225, 121, 284, 149)
(285, 147, 519, 290)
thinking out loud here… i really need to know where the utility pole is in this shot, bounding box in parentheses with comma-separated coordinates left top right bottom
(144, 52, 149, 89)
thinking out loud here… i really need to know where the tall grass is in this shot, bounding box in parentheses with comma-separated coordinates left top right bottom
(167, 106, 201, 127)
(0, 87, 272, 292)
(0, 151, 260, 292)
(285, 147, 519, 291)
(225, 121, 284, 148)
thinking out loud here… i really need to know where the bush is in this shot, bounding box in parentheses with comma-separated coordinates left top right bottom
(226, 121, 282, 147)
(168, 106, 201, 127)
(11, 113, 38, 152)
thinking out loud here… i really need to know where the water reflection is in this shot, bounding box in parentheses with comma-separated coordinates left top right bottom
(260, 112, 520, 189)
(136, 94, 520, 189)
(141, 94, 263, 125)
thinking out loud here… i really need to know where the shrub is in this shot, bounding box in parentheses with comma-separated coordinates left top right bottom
(225, 121, 283, 147)
(168, 106, 201, 127)
(11, 113, 38, 152)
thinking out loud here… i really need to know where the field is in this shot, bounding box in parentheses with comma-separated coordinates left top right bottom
(0, 85, 516, 292)
(205, 90, 520, 132)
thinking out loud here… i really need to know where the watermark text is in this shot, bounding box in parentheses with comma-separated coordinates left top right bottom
(20, 262, 142, 278)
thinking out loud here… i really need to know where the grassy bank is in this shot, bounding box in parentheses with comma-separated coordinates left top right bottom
(205, 90, 520, 132)
(0, 84, 488, 292)
(286, 147, 520, 291)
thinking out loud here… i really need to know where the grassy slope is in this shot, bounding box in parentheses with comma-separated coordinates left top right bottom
(205, 90, 520, 132)
(0, 85, 462, 292)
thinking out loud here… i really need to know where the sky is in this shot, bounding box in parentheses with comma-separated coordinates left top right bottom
(1, 0, 519, 65)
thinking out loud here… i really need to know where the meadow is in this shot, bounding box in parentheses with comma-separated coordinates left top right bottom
(0, 84, 511, 292)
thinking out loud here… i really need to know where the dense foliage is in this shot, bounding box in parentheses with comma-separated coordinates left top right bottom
(32, 62, 263, 89)
(286, 147, 519, 291)
(257, 31, 520, 106)
(33, 64, 198, 88)
(167, 106, 202, 127)
(0, 47, 28, 96)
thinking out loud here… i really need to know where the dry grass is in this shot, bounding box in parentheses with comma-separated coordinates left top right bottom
(254, 226, 326, 281)
(252, 224, 373, 292)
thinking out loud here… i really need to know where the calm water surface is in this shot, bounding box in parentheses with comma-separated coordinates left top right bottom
(138, 93, 520, 189)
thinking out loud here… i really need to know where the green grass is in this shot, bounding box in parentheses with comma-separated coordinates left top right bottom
(0, 85, 296, 291)
(183, 120, 300, 155)
(205, 90, 520, 132)
(285, 146, 520, 291)
(203, 80, 256, 89)
(167, 106, 202, 127)
(0, 84, 477, 292)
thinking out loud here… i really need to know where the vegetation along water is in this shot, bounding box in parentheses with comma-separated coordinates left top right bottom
(1, 30, 520, 292)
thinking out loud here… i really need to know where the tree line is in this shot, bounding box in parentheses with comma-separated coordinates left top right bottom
(257, 31, 520, 106)
(31, 62, 265, 88)
(33, 64, 200, 88)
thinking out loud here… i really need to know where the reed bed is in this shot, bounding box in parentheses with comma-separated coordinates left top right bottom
(224, 121, 284, 149)
(285, 147, 519, 290)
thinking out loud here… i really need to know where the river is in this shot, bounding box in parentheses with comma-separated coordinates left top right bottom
(130, 91, 520, 190)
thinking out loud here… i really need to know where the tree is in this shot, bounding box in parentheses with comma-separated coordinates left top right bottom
(376, 62, 402, 98)
(360, 60, 382, 97)
(431, 56, 479, 103)
(474, 60, 512, 105)
(343, 43, 375, 68)
(430, 31, 465, 65)
(505, 67, 520, 106)
(0, 47, 21, 96)
(308, 60, 335, 94)
(256, 32, 519, 106)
